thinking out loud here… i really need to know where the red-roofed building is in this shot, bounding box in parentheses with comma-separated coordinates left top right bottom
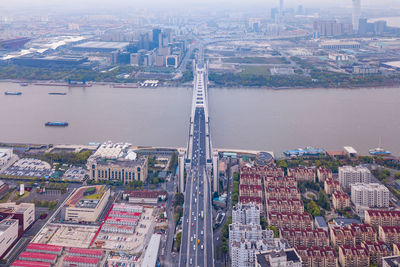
(267, 212, 313, 230)
(64, 255, 100, 267)
(11, 260, 51, 267)
(265, 186, 301, 200)
(25, 243, 63, 255)
(317, 167, 333, 183)
(69, 248, 103, 258)
(338, 245, 369, 267)
(364, 210, 400, 228)
(287, 167, 316, 182)
(324, 179, 340, 195)
(332, 191, 350, 211)
(266, 198, 304, 213)
(378, 226, 400, 246)
(105, 217, 138, 226)
(102, 223, 135, 234)
(126, 190, 167, 205)
(18, 252, 57, 264)
(280, 228, 329, 248)
(264, 176, 297, 188)
(239, 184, 262, 198)
(296, 246, 338, 267)
(361, 241, 391, 267)
(108, 210, 141, 219)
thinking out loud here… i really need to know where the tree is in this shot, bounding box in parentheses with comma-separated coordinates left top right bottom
(176, 232, 182, 251)
(174, 193, 184, 207)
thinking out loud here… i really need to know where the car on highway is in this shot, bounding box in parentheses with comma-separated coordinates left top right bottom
(190, 258, 192, 265)
(193, 245, 196, 250)
(201, 244, 204, 250)
(192, 223, 194, 227)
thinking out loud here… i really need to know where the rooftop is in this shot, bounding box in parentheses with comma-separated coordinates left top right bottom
(73, 41, 130, 50)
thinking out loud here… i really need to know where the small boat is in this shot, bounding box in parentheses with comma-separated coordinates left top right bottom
(48, 92, 67, 95)
(45, 122, 69, 127)
(4, 92, 22, 95)
(20, 83, 29, 86)
(369, 148, 391, 156)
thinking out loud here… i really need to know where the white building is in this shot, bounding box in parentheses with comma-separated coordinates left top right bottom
(255, 248, 302, 267)
(232, 202, 260, 225)
(229, 221, 284, 267)
(0, 219, 18, 257)
(0, 148, 12, 166)
(352, 0, 361, 32)
(339, 165, 371, 190)
(351, 183, 390, 215)
(142, 234, 161, 267)
(0, 202, 35, 231)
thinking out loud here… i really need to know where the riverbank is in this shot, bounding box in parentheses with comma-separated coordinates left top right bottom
(2, 78, 400, 91)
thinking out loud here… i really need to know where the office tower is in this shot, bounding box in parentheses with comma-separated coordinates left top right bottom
(152, 28, 161, 49)
(352, 0, 361, 32)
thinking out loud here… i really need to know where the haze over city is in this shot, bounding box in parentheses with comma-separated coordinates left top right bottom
(0, 0, 400, 267)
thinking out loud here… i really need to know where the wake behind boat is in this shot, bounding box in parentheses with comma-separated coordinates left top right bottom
(4, 92, 22, 95)
(45, 122, 69, 127)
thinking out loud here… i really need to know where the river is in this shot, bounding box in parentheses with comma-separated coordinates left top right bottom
(1, 82, 399, 156)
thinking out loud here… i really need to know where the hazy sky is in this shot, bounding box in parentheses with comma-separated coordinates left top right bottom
(0, 0, 399, 14)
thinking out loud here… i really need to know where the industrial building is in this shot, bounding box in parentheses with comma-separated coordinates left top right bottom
(12, 56, 88, 68)
(63, 186, 110, 223)
(25, 243, 63, 255)
(141, 234, 161, 267)
(72, 41, 130, 53)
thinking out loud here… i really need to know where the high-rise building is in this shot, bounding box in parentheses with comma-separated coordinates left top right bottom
(352, 0, 361, 32)
(279, 0, 284, 16)
(232, 202, 260, 225)
(152, 28, 161, 49)
(351, 183, 390, 215)
(338, 166, 371, 190)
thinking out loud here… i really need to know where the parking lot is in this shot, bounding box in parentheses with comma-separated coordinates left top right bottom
(95, 207, 155, 253)
(62, 167, 88, 182)
(32, 224, 98, 248)
(3, 158, 53, 178)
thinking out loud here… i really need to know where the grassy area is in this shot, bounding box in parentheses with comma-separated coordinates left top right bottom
(241, 65, 269, 75)
(223, 57, 289, 64)
(12, 191, 30, 201)
(84, 193, 104, 200)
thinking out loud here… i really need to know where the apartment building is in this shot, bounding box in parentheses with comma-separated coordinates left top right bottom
(267, 212, 313, 230)
(361, 241, 391, 267)
(351, 183, 390, 215)
(257, 166, 285, 178)
(393, 243, 400, 256)
(280, 228, 329, 248)
(287, 167, 316, 182)
(240, 184, 262, 198)
(338, 245, 370, 267)
(296, 246, 338, 267)
(264, 176, 297, 188)
(232, 202, 260, 225)
(365, 210, 400, 228)
(332, 191, 350, 211)
(255, 248, 302, 267)
(324, 179, 341, 195)
(317, 167, 333, 183)
(378, 226, 400, 246)
(338, 166, 371, 190)
(0, 202, 35, 231)
(330, 224, 376, 248)
(265, 186, 301, 200)
(266, 198, 304, 213)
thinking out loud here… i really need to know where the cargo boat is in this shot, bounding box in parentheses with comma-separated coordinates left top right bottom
(4, 92, 22, 95)
(48, 92, 67, 95)
(45, 122, 68, 127)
